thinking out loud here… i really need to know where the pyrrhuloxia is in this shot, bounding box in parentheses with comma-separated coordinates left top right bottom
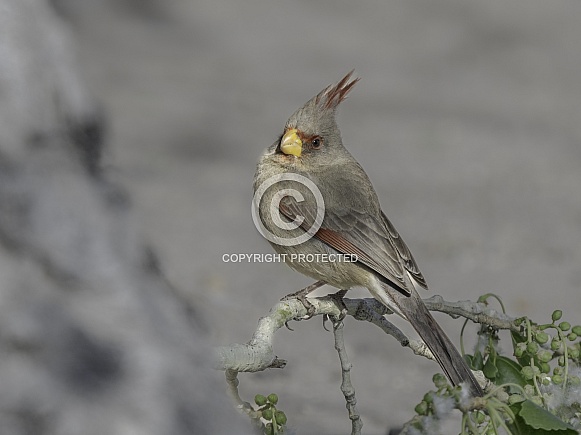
(253, 72, 483, 396)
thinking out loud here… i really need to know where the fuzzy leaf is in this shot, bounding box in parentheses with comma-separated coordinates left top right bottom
(495, 356, 527, 388)
(514, 400, 576, 433)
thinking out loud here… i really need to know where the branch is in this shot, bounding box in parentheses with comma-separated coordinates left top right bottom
(225, 369, 263, 429)
(215, 294, 521, 432)
(423, 295, 519, 333)
(215, 295, 518, 373)
(214, 295, 438, 372)
(331, 315, 363, 435)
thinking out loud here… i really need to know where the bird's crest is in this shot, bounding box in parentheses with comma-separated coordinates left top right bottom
(314, 70, 360, 111)
(285, 71, 360, 130)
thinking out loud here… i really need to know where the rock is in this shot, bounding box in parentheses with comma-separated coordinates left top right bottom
(0, 1, 244, 433)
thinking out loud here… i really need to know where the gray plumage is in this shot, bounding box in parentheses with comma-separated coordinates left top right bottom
(254, 72, 482, 396)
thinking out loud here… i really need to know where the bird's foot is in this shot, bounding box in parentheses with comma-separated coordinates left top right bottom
(323, 289, 348, 331)
(285, 291, 316, 321)
(281, 280, 326, 329)
(330, 289, 348, 320)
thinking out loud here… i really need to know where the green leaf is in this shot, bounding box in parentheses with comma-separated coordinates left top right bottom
(507, 414, 550, 435)
(511, 330, 532, 366)
(483, 357, 499, 380)
(509, 402, 576, 435)
(516, 400, 576, 433)
(463, 354, 473, 367)
(511, 329, 527, 345)
(472, 350, 484, 370)
(495, 356, 527, 388)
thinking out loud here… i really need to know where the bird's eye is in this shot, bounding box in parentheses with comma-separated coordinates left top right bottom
(311, 138, 322, 149)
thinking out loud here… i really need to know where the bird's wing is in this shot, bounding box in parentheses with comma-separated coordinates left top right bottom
(279, 198, 427, 296)
(380, 211, 427, 289)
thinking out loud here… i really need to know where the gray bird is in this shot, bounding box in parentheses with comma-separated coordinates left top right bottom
(253, 72, 483, 396)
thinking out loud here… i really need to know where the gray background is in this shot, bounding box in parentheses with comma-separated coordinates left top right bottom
(60, 0, 581, 433)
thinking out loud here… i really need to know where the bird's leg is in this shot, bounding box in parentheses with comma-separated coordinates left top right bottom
(330, 289, 348, 320)
(281, 280, 326, 323)
(323, 289, 349, 331)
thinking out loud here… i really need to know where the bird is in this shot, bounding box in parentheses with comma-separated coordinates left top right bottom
(253, 71, 483, 396)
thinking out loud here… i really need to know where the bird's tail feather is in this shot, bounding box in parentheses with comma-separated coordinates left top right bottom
(382, 284, 483, 396)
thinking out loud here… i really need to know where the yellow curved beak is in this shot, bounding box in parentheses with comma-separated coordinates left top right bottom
(280, 129, 302, 157)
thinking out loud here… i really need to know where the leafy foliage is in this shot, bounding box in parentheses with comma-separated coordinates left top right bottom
(404, 295, 581, 435)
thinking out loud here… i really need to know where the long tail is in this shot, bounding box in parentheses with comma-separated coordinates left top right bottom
(379, 283, 483, 396)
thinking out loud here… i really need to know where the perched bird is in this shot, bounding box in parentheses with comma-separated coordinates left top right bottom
(253, 72, 483, 396)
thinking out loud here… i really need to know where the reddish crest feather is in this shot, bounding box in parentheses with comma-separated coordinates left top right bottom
(315, 70, 360, 111)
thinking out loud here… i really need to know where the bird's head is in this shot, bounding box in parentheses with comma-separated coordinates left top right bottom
(274, 71, 359, 167)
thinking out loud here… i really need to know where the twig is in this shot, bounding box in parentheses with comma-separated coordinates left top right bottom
(423, 295, 519, 333)
(331, 315, 363, 435)
(225, 369, 262, 426)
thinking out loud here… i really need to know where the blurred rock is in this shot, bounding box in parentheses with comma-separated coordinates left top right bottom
(0, 1, 244, 434)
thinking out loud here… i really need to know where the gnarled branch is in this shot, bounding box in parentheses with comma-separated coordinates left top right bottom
(215, 293, 517, 433)
(215, 295, 518, 373)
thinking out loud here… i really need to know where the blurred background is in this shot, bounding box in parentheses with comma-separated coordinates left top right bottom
(1, 0, 580, 434)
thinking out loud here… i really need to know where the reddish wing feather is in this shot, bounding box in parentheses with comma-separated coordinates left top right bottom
(279, 200, 412, 297)
(315, 228, 411, 296)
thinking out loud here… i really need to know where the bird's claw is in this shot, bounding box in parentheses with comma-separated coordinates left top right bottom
(283, 296, 315, 329)
(322, 290, 348, 331)
(330, 289, 348, 322)
(280, 280, 325, 326)
(295, 293, 316, 320)
(281, 290, 316, 318)
(322, 314, 331, 331)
